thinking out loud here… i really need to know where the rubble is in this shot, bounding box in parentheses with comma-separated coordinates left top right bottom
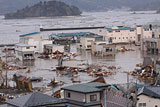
(2, 62, 27, 70)
(130, 58, 157, 85)
(38, 50, 79, 60)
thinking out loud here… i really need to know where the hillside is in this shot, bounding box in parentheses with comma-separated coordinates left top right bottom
(4, 1, 81, 19)
(1, 0, 160, 14)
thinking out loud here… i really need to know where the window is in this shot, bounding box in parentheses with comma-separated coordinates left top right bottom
(87, 40, 93, 42)
(26, 47, 30, 49)
(130, 30, 134, 32)
(119, 37, 121, 39)
(109, 31, 112, 33)
(126, 37, 128, 39)
(115, 30, 120, 32)
(66, 92, 71, 98)
(34, 46, 36, 48)
(138, 34, 141, 42)
(87, 45, 91, 48)
(123, 37, 124, 39)
(115, 37, 116, 39)
(90, 94, 97, 101)
(138, 103, 146, 107)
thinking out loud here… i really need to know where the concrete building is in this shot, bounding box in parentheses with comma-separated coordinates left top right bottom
(15, 43, 35, 61)
(137, 86, 160, 107)
(142, 38, 160, 54)
(44, 44, 65, 54)
(91, 41, 116, 57)
(97, 26, 153, 44)
(19, 32, 52, 53)
(61, 82, 108, 107)
(77, 35, 103, 50)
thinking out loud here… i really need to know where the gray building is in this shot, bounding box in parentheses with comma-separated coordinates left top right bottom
(61, 82, 109, 107)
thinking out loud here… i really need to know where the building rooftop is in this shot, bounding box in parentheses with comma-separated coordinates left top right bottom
(15, 43, 34, 47)
(61, 82, 108, 93)
(6, 92, 67, 107)
(137, 86, 160, 98)
(19, 32, 40, 37)
(45, 44, 64, 47)
(106, 27, 136, 31)
(55, 32, 90, 37)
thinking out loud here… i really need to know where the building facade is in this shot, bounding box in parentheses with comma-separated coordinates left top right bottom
(44, 44, 65, 54)
(97, 26, 153, 44)
(61, 82, 108, 107)
(137, 86, 160, 107)
(15, 43, 35, 61)
(77, 36, 103, 50)
(19, 32, 52, 53)
(91, 41, 116, 57)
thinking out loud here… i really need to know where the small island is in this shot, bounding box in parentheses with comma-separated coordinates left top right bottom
(4, 1, 82, 19)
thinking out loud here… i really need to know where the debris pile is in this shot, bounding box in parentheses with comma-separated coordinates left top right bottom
(2, 62, 27, 70)
(129, 57, 157, 85)
(56, 66, 79, 77)
(119, 47, 135, 52)
(38, 50, 79, 60)
(47, 78, 65, 87)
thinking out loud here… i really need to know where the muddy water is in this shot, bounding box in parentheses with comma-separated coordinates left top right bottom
(0, 11, 160, 94)
(3, 43, 145, 95)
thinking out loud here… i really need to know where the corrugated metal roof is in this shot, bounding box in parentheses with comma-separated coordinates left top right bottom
(137, 86, 160, 98)
(106, 27, 136, 31)
(55, 32, 90, 37)
(19, 32, 40, 37)
(62, 82, 107, 93)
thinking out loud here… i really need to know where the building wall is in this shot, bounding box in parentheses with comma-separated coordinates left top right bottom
(80, 37, 95, 49)
(19, 34, 52, 53)
(15, 46, 35, 52)
(137, 95, 160, 107)
(64, 90, 86, 102)
(91, 41, 105, 54)
(39, 40, 52, 53)
(96, 26, 153, 44)
(106, 30, 137, 43)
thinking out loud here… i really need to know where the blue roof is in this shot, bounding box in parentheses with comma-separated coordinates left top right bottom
(20, 32, 40, 37)
(55, 32, 91, 37)
(106, 27, 136, 31)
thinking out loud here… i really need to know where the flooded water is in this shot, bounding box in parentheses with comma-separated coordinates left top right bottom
(0, 11, 160, 94)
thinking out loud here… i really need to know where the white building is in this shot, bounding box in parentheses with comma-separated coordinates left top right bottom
(137, 86, 160, 107)
(77, 35, 103, 50)
(15, 43, 35, 61)
(19, 32, 52, 53)
(44, 44, 65, 54)
(97, 26, 153, 44)
(91, 41, 116, 57)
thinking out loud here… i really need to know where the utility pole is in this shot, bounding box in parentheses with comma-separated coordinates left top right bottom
(5, 46, 8, 88)
(127, 73, 129, 107)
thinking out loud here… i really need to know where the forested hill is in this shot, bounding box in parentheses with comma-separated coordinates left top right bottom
(4, 1, 81, 19)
